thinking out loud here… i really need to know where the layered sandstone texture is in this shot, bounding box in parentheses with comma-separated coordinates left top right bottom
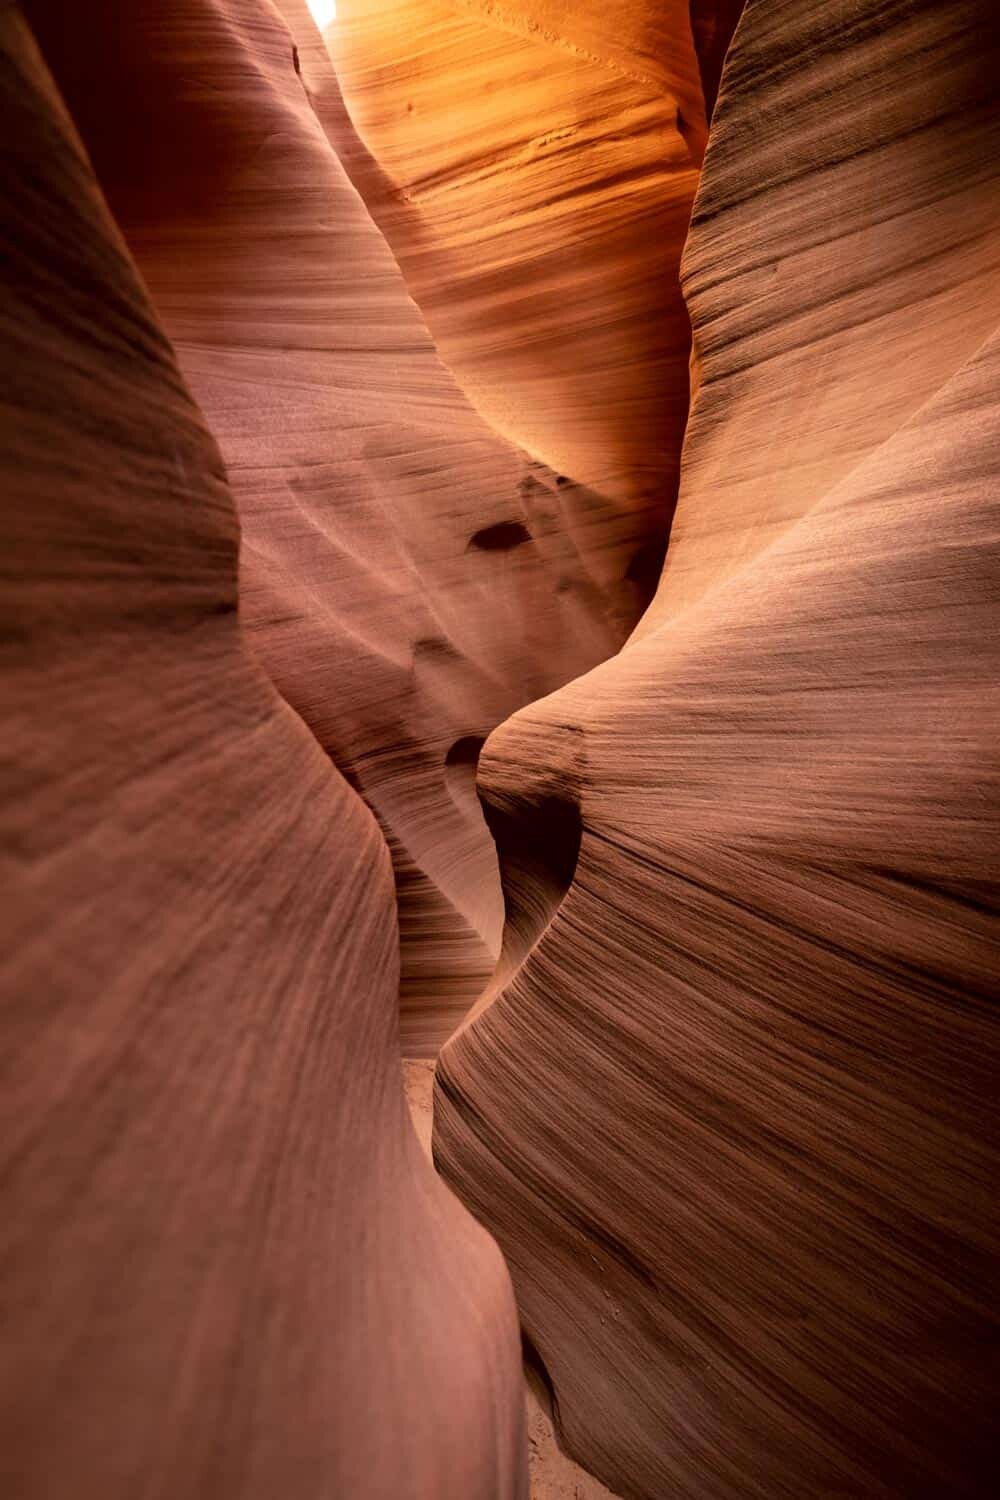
(25, 0, 674, 1055)
(404, 1060, 621, 1500)
(328, 0, 703, 545)
(436, 2, 1000, 1497)
(0, 12, 526, 1498)
(3, 1, 998, 1499)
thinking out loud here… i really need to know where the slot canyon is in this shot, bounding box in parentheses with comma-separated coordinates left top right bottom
(0, 1, 997, 1497)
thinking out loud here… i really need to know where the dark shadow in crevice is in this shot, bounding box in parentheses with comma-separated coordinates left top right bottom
(625, 534, 669, 595)
(445, 733, 487, 767)
(467, 519, 532, 552)
(480, 726, 584, 981)
(689, 0, 748, 125)
(522, 1327, 560, 1428)
(414, 634, 460, 661)
(443, 734, 488, 816)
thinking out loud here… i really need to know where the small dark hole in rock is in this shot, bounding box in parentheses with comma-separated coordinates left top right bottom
(468, 520, 532, 551)
(626, 536, 668, 593)
(445, 735, 486, 769)
(414, 636, 460, 660)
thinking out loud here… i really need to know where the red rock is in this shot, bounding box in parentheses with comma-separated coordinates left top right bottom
(31, 0, 677, 1056)
(3, 1, 997, 1497)
(25, 0, 658, 1053)
(0, 11, 525, 1496)
(435, 2, 1000, 1496)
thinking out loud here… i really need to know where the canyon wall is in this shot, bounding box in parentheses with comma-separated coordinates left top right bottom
(435, 1, 1000, 1496)
(24, 0, 669, 1053)
(328, 0, 704, 546)
(1, 1, 997, 1499)
(0, 9, 525, 1496)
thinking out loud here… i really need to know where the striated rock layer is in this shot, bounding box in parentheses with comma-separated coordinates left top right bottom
(436, 2, 1000, 1496)
(328, 0, 707, 542)
(0, 11, 525, 1496)
(25, 0, 655, 1053)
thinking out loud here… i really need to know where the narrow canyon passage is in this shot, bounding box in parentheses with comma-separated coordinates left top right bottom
(1, 3, 997, 1500)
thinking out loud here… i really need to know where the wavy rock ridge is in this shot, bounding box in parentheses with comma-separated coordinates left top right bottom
(329, 0, 704, 537)
(436, 2, 1000, 1497)
(1, 1, 998, 1499)
(24, 0, 677, 1054)
(0, 7, 524, 1497)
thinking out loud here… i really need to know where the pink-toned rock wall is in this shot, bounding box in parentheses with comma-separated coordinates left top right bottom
(435, 2, 1000, 1496)
(25, 0, 658, 1053)
(0, 10, 525, 1495)
(2, 1, 997, 1497)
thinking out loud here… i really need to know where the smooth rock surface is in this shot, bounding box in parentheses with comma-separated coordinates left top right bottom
(0, 11, 525, 1496)
(404, 1060, 620, 1500)
(646, 0, 1000, 629)
(26, 0, 653, 1053)
(4, 1, 997, 1497)
(436, 2, 1000, 1496)
(328, 0, 706, 537)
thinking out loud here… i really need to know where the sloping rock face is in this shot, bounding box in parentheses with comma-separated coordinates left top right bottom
(329, 0, 704, 537)
(24, 0, 656, 1054)
(0, 11, 525, 1497)
(436, 2, 1000, 1496)
(3, 1, 998, 1498)
(648, 0, 1000, 627)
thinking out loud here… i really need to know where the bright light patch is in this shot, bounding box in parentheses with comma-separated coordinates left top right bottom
(307, 0, 336, 28)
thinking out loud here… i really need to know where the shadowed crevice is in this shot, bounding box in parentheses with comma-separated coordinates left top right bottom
(522, 1327, 560, 1427)
(625, 534, 668, 594)
(468, 519, 532, 552)
(689, 0, 748, 125)
(443, 734, 488, 816)
(479, 723, 584, 980)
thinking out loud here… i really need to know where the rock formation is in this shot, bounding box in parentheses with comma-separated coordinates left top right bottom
(436, 2, 1000, 1497)
(2, 1, 997, 1498)
(0, 10, 524, 1496)
(328, 0, 704, 535)
(24, 0, 662, 1053)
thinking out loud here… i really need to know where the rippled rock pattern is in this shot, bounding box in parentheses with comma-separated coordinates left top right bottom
(0, 11, 524, 1497)
(1, 1, 997, 1498)
(329, 0, 703, 536)
(24, 0, 663, 1053)
(436, 1, 1000, 1496)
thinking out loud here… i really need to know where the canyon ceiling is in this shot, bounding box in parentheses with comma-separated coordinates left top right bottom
(1, 2, 997, 1499)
